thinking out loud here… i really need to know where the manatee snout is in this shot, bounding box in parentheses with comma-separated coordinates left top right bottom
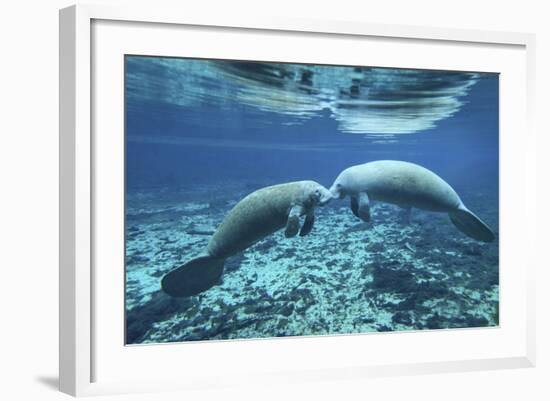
(301, 181, 334, 207)
(317, 186, 334, 206)
(328, 182, 345, 200)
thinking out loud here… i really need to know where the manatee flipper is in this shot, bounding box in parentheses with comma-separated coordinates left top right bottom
(357, 192, 371, 222)
(161, 255, 225, 297)
(449, 205, 495, 243)
(299, 212, 315, 236)
(285, 205, 302, 238)
(350, 196, 359, 218)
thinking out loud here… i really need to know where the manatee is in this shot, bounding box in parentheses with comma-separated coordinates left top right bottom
(329, 160, 495, 242)
(161, 181, 333, 297)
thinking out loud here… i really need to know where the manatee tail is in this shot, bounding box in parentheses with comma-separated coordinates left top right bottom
(161, 255, 225, 297)
(449, 206, 495, 243)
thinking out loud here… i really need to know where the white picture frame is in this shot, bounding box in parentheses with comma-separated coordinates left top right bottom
(59, 3, 536, 397)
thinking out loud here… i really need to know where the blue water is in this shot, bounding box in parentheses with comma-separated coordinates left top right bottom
(124, 56, 499, 344)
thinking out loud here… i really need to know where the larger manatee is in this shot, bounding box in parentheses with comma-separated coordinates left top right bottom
(329, 160, 495, 242)
(161, 181, 333, 297)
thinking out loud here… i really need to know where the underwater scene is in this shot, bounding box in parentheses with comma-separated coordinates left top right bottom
(125, 56, 499, 345)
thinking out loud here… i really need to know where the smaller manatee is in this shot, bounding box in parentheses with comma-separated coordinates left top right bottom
(329, 160, 495, 243)
(161, 181, 333, 297)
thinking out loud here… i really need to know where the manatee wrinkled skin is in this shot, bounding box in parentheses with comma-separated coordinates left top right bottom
(161, 180, 332, 297)
(330, 160, 495, 243)
(207, 181, 326, 257)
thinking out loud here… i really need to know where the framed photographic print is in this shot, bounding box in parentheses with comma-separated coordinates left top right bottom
(59, 4, 536, 397)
